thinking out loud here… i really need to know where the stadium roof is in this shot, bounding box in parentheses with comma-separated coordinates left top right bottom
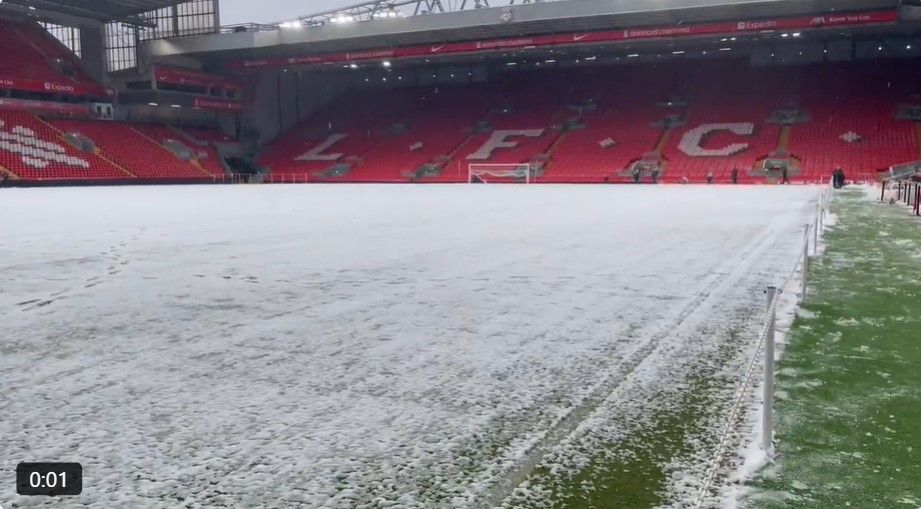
(147, 0, 905, 62)
(287, 0, 558, 27)
(0, 0, 184, 23)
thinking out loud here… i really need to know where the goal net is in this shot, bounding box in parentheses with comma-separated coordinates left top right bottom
(468, 163, 532, 183)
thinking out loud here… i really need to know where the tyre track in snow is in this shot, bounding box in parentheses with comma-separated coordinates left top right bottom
(178, 224, 744, 507)
(186, 233, 686, 508)
(480, 217, 790, 508)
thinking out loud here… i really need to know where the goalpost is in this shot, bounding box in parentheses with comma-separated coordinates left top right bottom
(467, 163, 532, 183)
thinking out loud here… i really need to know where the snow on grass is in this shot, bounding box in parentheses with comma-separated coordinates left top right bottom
(0, 184, 820, 508)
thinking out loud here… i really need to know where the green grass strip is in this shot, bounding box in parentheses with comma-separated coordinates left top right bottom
(750, 188, 921, 508)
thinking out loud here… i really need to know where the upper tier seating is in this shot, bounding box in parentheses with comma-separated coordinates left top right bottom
(0, 18, 101, 96)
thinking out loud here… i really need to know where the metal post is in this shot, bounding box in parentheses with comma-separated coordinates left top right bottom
(818, 199, 824, 233)
(763, 285, 777, 452)
(802, 224, 809, 302)
(813, 204, 819, 254)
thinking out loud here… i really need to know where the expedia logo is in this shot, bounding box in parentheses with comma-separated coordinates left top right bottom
(44, 82, 75, 93)
(737, 20, 776, 30)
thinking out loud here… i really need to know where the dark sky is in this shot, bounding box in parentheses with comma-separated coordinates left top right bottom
(220, 0, 357, 25)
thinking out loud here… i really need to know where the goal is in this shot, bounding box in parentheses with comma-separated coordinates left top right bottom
(468, 163, 532, 183)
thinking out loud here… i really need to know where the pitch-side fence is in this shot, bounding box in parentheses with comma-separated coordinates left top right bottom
(693, 184, 831, 507)
(881, 178, 921, 216)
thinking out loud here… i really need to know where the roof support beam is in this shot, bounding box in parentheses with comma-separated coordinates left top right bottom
(0, 0, 158, 26)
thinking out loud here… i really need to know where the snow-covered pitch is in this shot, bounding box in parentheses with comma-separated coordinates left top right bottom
(1, 185, 820, 508)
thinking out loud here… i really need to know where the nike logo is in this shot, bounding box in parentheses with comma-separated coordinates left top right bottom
(430, 46, 444, 52)
(573, 34, 590, 41)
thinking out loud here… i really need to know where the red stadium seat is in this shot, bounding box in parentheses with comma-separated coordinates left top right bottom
(50, 120, 211, 180)
(0, 111, 129, 181)
(0, 18, 103, 97)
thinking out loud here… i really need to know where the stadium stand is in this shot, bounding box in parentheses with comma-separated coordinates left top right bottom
(179, 126, 237, 145)
(348, 88, 484, 182)
(257, 91, 401, 182)
(0, 107, 238, 182)
(50, 119, 210, 179)
(258, 60, 919, 184)
(657, 64, 789, 183)
(787, 63, 918, 181)
(0, 110, 130, 181)
(175, 127, 235, 178)
(130, 123, 226, 178)
(546, 66, 687, 183)
(0, 18, 103, 97)
(1, 5, 919, 186)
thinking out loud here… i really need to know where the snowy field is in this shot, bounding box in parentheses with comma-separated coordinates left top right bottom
(0, 185, 820, 508)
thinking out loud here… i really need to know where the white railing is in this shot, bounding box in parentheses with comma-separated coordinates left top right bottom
(881, 177, 921, 216)
(210, 173, 301, 184)
(693, 184, 830, 507)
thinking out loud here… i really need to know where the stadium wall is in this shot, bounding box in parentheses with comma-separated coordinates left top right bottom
(244, 70, 350, 144)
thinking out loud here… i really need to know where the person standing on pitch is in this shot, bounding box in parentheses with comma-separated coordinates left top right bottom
(731, 167, 739, 184)
(834, 167, 846, 188)
(782, 166, 789, 184)
(651, 168, 660, 184)
(632, 167, 641, 184)
(707, 170, 714, 185)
